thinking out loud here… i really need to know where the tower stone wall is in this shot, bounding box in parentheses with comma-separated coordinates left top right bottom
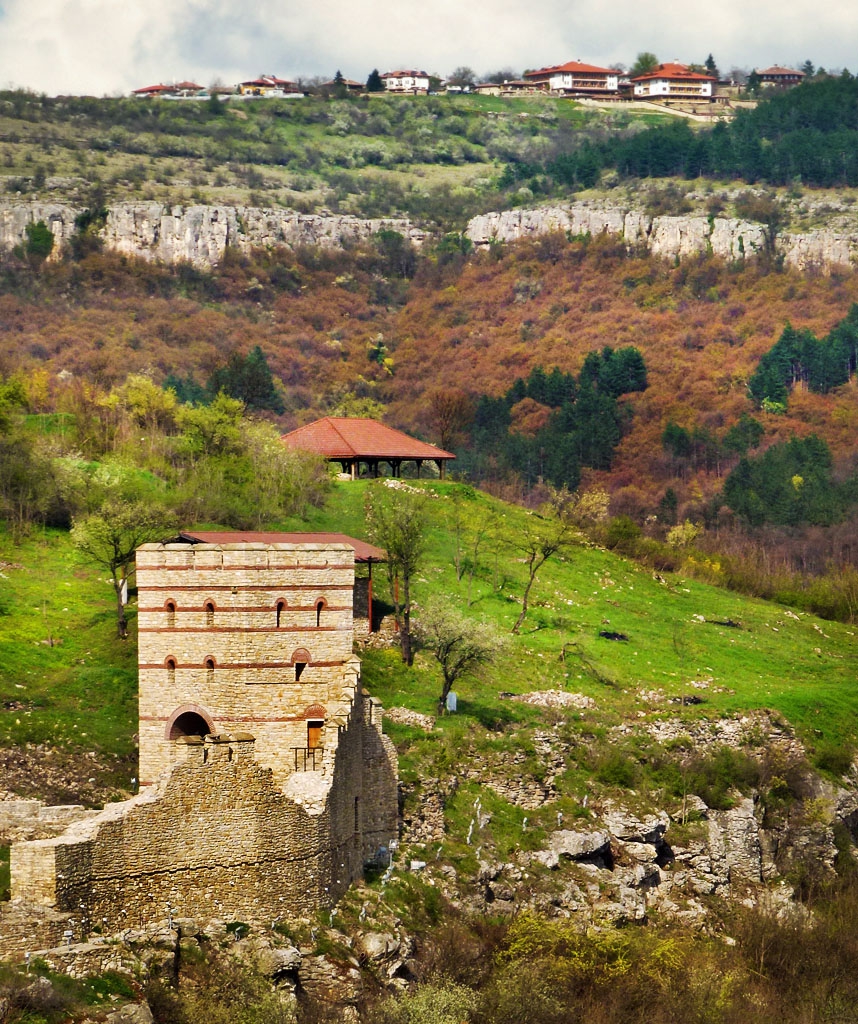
(3, 541, 398, 950)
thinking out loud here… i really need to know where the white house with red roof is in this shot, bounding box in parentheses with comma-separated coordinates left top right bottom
(237, 75, 304, 97)
(524, 60, 619, 95)
(380, 70, 430, 94)
(631, 62, 717, 99)
(132, 81, 204, 99)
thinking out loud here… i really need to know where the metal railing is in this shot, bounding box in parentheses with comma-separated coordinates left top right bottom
(291, 746, 324, 771)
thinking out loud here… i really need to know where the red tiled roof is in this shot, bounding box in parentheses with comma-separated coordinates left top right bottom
(281, 417, 455, 461)
(756, 66, 804, 77)
(178, 530, 387, 562)
(174, 81, 203, 91)
(240, 75, 297, 88)
(381, 70, 429, 78)
(631, 62, 716, 83)
(526, 60, 616, 78)
(133, 83, 172, 94)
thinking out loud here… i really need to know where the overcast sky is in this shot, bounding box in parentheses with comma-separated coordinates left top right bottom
(1, 0, 855, 95)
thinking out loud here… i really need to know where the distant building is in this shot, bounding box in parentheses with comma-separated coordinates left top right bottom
(381, 70, 430, 94)
(755, 66, 805, 88)
(281, 417, 455, 479)
(524, 60, 620, 96)
(474, 79, 538, 96)
(323, 77, 364, 94)
(630, 62, 717, 99)
(132, 81, 204, 99)
(237, 75, 304, 97)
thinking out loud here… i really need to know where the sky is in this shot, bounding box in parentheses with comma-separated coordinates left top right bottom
(0, 0, 855, 95)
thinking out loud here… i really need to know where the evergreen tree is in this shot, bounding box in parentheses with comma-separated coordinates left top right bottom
(366, 69, 384, 92)
(207, 347, 284, 414)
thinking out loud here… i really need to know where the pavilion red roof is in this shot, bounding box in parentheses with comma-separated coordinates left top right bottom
(178, 530, 387, 562)
(281, 417, 455, 462)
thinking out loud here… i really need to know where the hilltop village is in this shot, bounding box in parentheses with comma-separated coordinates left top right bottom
(131, 58, 809, 115)
(3, 60, 858, 1023)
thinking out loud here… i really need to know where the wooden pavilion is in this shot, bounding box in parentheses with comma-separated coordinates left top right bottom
(281, 417, 455, 479)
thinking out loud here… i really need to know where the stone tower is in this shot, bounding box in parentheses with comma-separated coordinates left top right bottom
(5, 539, 397, 932)
(136, 540, 360, 786)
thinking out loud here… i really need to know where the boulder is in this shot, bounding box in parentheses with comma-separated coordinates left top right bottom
(549, 829, 611, 861)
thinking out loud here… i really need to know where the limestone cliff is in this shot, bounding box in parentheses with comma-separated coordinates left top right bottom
(0, 202, 422, 268)
(465, 202, 858, 273)
(2, 198, 857, 272)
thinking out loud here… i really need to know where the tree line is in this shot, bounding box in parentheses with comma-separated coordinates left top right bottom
(748, 303, 858, 409)
(503, 76, 858, 191)
(460, 348, 647, 490)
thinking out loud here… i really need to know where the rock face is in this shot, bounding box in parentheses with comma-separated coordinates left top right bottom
(3, 198, 856, 272)
(0, 202, 422, 268)
(465, 202, 858, 273)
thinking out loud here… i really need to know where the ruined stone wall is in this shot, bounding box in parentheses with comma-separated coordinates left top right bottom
(11, 736, 343, 929)
(359, 699, 400, 862)
(6, 539, 398, 938)
(136, 542, 357, 786)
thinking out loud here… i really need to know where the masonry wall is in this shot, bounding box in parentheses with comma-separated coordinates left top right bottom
(12, 736, 346, 929)
(136, 542, 357, 786)
(7, 540, 398, 940)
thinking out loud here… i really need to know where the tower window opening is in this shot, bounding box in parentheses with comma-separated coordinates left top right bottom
(165, 601, 176, 628)
(204, 601, 215, 627)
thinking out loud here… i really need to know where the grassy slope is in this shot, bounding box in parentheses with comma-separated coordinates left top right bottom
(2, 480, 856, 772)
(2, 478, 857, 915)
(0, 93, 636, 220)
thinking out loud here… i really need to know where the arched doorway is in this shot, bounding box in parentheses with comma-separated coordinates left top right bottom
(166, 704, 214, 741)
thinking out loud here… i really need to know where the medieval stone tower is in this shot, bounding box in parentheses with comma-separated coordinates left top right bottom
(7, 539, 398, 931)
(136, 540, 360, 787)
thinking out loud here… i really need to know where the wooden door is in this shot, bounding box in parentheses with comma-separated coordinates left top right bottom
(307, 720, 323, 749)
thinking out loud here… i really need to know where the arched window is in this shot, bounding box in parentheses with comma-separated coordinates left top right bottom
(204, 657, 215, 685)
(204, 601, 215, 627)
(315, 599, 325, 627)
(165, 657, 176, 685)
(291, 648, 311, 682)
(165, 601, 176, 628)
(276, 600, 287, 628)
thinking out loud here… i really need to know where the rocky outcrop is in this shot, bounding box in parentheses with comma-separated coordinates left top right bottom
(466, 202, 858, 273)
(0, 202, 422, 268)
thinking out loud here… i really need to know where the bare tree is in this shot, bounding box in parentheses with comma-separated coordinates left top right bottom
(72, 500, 175, 638)
(416, 600, 506, 714)
(365, 483, 430, 665)
(511, 490, 579, 635)
(447, 66, 477, 89)
(426, 387, 473, 452)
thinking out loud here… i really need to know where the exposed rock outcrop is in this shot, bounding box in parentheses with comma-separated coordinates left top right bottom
(0, 202, 422, 268)
(465, 201, 858, 273)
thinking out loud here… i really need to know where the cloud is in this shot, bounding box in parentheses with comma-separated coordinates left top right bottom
(0, 0, 855, 95)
